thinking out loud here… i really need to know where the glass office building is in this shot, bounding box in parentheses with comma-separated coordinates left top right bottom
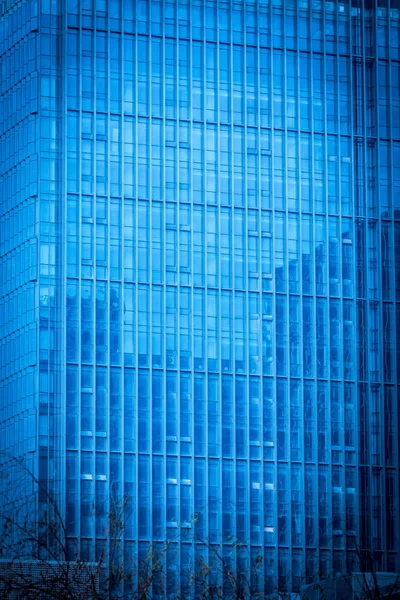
(0, 0, 400, 596)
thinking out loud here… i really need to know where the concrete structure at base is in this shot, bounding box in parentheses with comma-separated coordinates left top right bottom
(0, 560, 99, 599)
(302, 572, 400, 600)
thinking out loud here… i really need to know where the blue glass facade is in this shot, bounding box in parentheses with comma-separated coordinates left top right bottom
(1, 0, 400, 596)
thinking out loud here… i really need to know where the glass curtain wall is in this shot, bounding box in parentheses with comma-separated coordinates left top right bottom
(0, 0, 399, 596)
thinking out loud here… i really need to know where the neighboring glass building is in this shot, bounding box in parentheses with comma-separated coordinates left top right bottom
(1, 0, 400, 597)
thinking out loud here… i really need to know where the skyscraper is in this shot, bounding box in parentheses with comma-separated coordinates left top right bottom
(0, 0, 399, 597)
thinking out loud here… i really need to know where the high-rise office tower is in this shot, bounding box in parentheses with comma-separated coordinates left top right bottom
(0, 0, 399, 597)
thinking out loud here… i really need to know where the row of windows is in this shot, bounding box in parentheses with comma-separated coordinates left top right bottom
(66, 365, 358, 461)
(64, 0, 400, 63)
(66, 279, 360, 381)
(66, 0, 400, 13)
(68, 540, 391, 597)
(0, 74, 38, 137)
(0, 366, 35, 423)
(63, 183, 399, 226)
(62, 106, 400, 216)
(0, 115, 36, 176)
(0, 323, 36, 381)
(65, 161, 356, 220)
(0, 408, 36, 456)
(0, 454, 35, 503)
(66, 34, 400, 136)
(66, 30, 399, 75)
(64, 203, 400, 302)
(66, 85, 397, 141)
(66, 451, 359, 539)
(1, 238, 37, 299)
(66, 114, 369, 153)
(66, 196, 359, 232)
(0, 197, 35, 257)
(67, 31, 363, 71)
(62, 112, 400, 215)
(0, 155, 37, 218)
(66, 82, 354, 134)
(0, 32, 36, 95)
(0, 1, 38, 60)
(62, 452, 398, 589)
(66, 207, 358, 289)
(0, 281, 35, 339)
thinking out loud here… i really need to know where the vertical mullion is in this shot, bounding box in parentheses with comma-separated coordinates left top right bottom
(255, 0, 265, 586)
(77, 2, 83, 548)
(242, 0, 251, 565)
(92, 2, 99, 563)
(133, 1, 139, 567)
(174, 4, 182, 587)
(268, 0, 279, 580)
(119, 0, 125, 563)
(147, 2, 154, 552)
(295, 0, 306, 571)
